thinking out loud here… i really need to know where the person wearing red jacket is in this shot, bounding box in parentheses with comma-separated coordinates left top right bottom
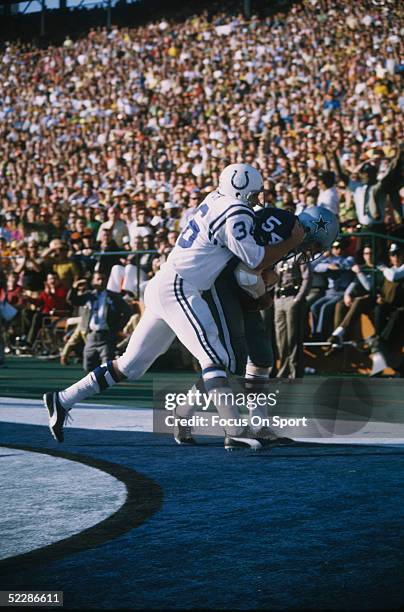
(0, 272, 26, 353)
(0, 272, 25, 308)
(26, 273, 69, 346)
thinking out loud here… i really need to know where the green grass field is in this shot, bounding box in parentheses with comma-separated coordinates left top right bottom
(1, 357, 403, 425)
(0, 357, 160, 407)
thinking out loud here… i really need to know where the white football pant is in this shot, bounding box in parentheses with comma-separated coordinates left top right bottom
(116, 263, 229, 380)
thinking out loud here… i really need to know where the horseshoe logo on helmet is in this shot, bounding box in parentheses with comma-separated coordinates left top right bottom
(231, 170, 250, 191)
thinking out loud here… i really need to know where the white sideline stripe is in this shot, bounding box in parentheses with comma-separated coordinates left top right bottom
(0, 398, 152, 432)
(0, 398, 404, 445)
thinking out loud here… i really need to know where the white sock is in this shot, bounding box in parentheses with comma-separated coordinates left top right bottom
(245, 363, 270, 429)
(58, 371, 118, 409)
(175, 385, 198, 419)
(333, 326, 345, 338)
(208, 385, 246, 437)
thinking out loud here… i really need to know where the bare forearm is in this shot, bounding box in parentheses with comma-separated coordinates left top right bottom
(254, 237, 297, 271)
(30, 261, 42, 272)
(14, 262, 25, 274)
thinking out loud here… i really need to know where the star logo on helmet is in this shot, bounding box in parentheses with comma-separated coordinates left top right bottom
(313, 215, 329, 233)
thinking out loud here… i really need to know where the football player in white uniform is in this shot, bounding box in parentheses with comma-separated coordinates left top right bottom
(174, 205, 339, 448)
(43, 163, 305, 448)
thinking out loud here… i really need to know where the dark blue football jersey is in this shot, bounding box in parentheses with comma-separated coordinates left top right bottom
(253, 207, 297, 246)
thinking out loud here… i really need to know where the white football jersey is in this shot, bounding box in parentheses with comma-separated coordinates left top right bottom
(166, 190, 264, 290)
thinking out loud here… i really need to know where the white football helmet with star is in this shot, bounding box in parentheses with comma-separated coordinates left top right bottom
(297, 205, 339, 261)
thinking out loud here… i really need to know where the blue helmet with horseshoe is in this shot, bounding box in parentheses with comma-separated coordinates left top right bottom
(218, 163, 264, 204)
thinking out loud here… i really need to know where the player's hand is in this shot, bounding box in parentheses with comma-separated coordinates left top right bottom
(351, 264, 361, 274)
(73, 279, 87, 289)
(289, 219, 305, 249)
(344, 294, 353, 307)
(262, 269, 279, 288)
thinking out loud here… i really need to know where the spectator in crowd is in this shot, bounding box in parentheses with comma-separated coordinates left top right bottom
(0, 271, 24, 309)
(42, 239, 80, 290)
(49, 213, 70, 243)
(0, 219, 11, 243)
(128, 209, 153, 243)
(0, 237, 12, 270)
(4, 214, 22, 242)
(306, 251, 330, 309)
(24, 272, 69, 347)
(13, 241, 45, 293)
(67, 272, 132, 371)
(139, 234, 158, 277)
(334, 147, 401, 258)
(95, 228, 121, 279)
(374, 243, 404, 337)
(317, 171, 339, 217)
(180, 189, 202, 229)
(0, 269, 20, 364)
(311, 241, 355, 340)
(368, 243, 404, 375)
(21, 207, 47, 245)
(83, 207, 101, 237)
(96, 206, 129, 248)
(0, 271, 25, 347)
(60, 278, 90, 366)
(73, 228, 97, 278)
(327, 245, 384, 348)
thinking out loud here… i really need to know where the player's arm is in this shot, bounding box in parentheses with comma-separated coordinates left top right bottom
(253, 219, 305, 271)
(331, 146, 350, 186)
(114, 293, 133, 326)
(379, 146, 401, 187)
(67, 281, 91, 306)
(234, 264, 277, 312)
(379, 263, 404, 282)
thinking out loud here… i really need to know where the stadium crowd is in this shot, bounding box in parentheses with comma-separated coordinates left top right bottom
(0, 0, 403, 374)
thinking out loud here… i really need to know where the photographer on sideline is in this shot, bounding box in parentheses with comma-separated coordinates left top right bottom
(67, 272, 132, 372)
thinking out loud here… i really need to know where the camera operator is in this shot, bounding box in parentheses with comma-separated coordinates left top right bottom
(68, 272, 132, 372)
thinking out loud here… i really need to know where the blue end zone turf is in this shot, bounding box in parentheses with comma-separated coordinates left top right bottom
(0, 421, 403, 610)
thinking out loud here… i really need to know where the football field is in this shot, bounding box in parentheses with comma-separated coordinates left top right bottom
(0, 358, 403, 610)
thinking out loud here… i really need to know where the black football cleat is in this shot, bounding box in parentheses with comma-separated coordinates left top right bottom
(224, 426, 265, 451)
(257, 425, 294, 445)
(225, 425, 293, 451)
(43, 392, 71, 443)
(173, 413, 197, 445)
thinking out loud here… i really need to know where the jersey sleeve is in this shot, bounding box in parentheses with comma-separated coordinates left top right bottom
(217, 208, 265, 269)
